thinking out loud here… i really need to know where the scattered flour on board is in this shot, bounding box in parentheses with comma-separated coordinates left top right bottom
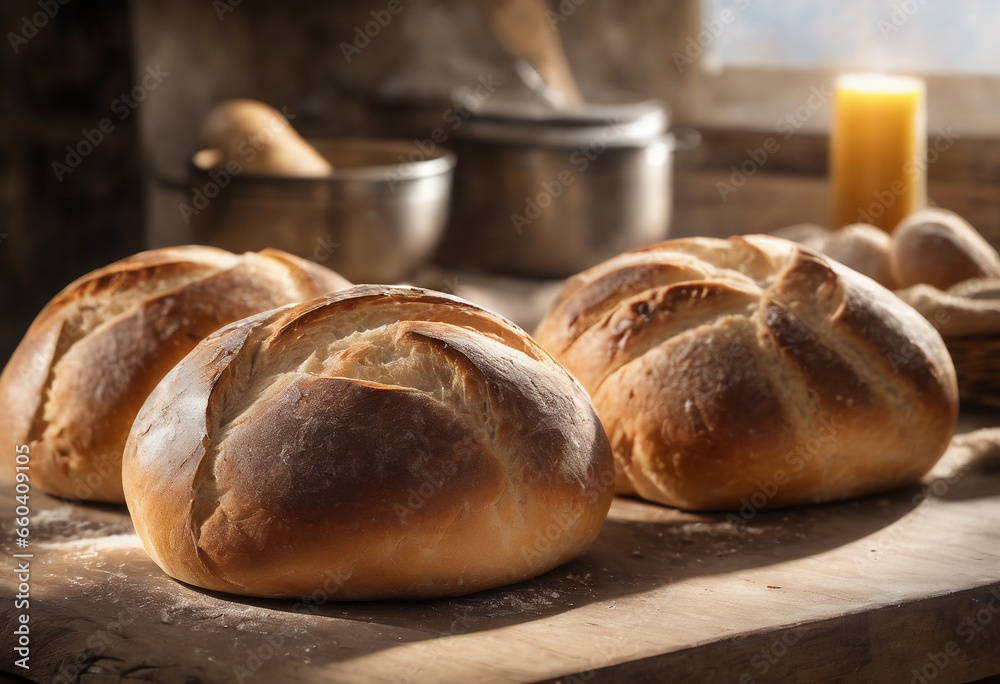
(39, 532, 142, 552)
(31, 506, 134, 541)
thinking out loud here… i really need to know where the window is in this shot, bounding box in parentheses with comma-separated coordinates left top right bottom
(688, 0, 1000, 135)
(702, 0, 1000, 76)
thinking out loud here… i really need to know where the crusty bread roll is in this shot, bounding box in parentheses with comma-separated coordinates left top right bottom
(891, 208, 1000, 290)
(0, 246, 350, 503)
(123, 285, 614, 600)
(535, 235, 958, 511)
(817, 223, 897, 290)
(199, 99, 333, 177)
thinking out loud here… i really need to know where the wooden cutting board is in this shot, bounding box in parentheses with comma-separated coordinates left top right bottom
(3, 409, 1000, 683)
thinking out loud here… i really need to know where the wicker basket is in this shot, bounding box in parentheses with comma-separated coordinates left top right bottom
(897, 278, 1000, 407)
(943, 337, 1000, 407)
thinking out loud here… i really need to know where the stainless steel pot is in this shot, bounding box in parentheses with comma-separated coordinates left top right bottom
(434, 100, 673, 278)
(188, 138, 455, 284)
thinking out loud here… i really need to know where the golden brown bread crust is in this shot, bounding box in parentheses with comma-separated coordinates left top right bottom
(891, 208, 1000, 290)
(535, 235, 959, 511)
(0, 245, 350, 502)
(122, 285, 614, 600)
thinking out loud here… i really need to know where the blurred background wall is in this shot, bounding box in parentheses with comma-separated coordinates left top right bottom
(2, 0, 998, 365)
(2, 0, 142, 364)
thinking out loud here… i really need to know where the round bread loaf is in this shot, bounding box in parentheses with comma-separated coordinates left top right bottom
(123, 286, 614, 600)
(891, 208, 1000, 290)
(535, 235, 958, 511)
(818, 223, 897, 290)
(0, 246, 350, 503)
(199, 99, 333, 177)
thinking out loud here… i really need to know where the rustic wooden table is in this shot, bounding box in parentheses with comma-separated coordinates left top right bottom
(3, 409, 1000, 684)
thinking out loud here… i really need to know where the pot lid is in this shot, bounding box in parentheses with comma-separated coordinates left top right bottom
(455, 99, 669, 147)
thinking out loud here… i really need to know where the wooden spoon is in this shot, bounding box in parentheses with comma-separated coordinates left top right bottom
(481, 0, 584, 108)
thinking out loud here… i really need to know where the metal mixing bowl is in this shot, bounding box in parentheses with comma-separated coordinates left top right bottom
(433, 100, 672, 278)
(188, 138, 455, 284)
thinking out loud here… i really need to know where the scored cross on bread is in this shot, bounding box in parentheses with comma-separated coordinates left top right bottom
(536, 235, 958, 511)
(0, 245, 350, 502)
(123, 285, 614, 600)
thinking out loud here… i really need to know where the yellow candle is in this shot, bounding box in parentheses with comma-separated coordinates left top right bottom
(831, 74, 926, 232)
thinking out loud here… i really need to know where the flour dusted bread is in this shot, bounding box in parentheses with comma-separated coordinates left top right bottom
(0, 246, 350, 503)
(535, 235, 958, 511)
(122, 286, 614, 600)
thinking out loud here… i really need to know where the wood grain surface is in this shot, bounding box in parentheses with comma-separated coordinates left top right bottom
(2, 410, 999, 683)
